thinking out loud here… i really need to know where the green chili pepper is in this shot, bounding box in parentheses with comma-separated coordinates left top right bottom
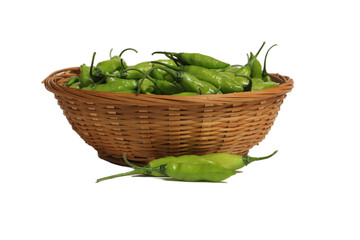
(96, 150, 277, 182)
(249, 53, 263, 78)
(262, 44, 277, 82)
(201, 150, 278, 170)
(218, 72, 249, 87)
(94, 48, 137, 75)
(224, 66, 242, 74)
(91, 78, 138, 92)
(126, 61, 165, 80)
(96, 153, 236, 182)
(152, 51, 230, 69)
(65, 76, 80, 86)
(155, 79, 184, 95)
(251, 78, 279, 91)
(247, 42, 266, 79)
(81, 85, 95, 90)
(139, 78, 156, 93)
(69, 82, 81, 89)
(234, 65, 251, 77)
(95, 56, 123, 74)
(183, 65, 243, 93)
(80, 64, 94, 88)
(139, 65, 220, 95)
(237, 75, 278, 91)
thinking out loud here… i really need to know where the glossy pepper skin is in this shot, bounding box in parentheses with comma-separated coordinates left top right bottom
(155, 80, 183, 95)
(95, 56, 124, 74)
(141, 65, 220, 95)
(184, 65, 243, 93)
(251, 78, 279, 91)
(218, 72, 249, 87)
(163, 163, 235, 182)
(91, 78, 138, 92)
(200, 151, 278, 170)
(249, 52, 263, 78)
(152, 51, 230, 69)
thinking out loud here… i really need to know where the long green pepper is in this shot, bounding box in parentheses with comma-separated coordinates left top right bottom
(96, 151, 277, 181)
(97, 153, 236, 182)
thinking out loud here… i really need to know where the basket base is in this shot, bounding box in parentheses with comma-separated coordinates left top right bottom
(98, 152, 148, 167)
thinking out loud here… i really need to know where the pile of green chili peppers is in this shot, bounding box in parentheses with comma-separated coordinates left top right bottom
(64, 42, 280, 95)
(96, 151, 278, 182)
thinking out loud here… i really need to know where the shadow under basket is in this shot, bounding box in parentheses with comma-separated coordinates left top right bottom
(43, 67, 294, 166)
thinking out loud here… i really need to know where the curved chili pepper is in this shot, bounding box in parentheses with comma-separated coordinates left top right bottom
(152, 51, 230, 69)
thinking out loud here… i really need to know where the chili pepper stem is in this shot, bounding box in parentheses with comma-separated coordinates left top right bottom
(150, 61, 182, 71)
(254, 42, 266, 58)
(244, 150, 278, 165)
(119, 48, 138, 57)
(262, 44, 277, 78)
(123, 153, 166, 175)
(136, 66, 161, 95)
(89, 52, 96, 78)
(96, 169, 144, 183)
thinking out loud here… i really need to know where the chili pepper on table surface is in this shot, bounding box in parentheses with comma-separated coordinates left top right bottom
(96, 153, 236, 182)
(96, 150, 277, 181)
(152, 51, 230, 69)
(200, 150, 277, 171)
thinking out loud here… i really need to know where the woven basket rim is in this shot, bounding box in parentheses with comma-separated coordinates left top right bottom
(43, 67, 294, 106)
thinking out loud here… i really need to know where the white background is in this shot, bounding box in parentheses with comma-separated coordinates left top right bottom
(1, 0, 359, 239)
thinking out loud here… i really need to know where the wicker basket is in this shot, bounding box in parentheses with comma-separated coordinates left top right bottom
(43, 67, 294, 166)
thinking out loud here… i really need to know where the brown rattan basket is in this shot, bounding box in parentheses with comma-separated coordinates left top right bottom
(43, 67, 294, 166)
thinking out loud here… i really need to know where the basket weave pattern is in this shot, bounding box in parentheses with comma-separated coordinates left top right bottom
(43, 67, 293, 166)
